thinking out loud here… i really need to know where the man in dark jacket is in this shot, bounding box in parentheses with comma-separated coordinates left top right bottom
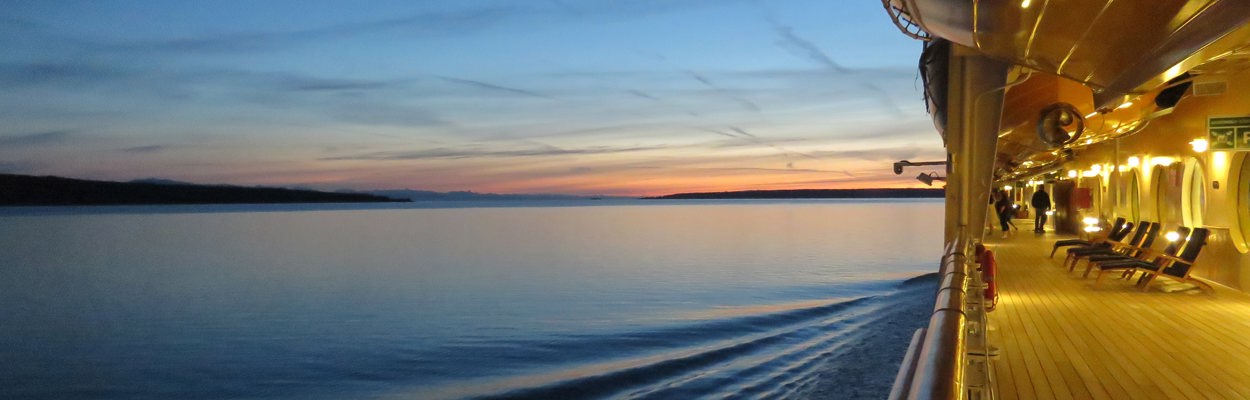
(1031, 187, 1052, 233)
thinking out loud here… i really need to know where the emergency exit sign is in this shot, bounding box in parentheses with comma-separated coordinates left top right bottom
(1209, 116, 1250, 150)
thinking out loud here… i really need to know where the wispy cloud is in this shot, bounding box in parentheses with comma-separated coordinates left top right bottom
(120, 145, 168, 153)
(769, 20, 849, 73)
(438, 76, 552, 99)
(0, 130, 73, 146)
(0, 62, 132, 87)
(687, 71, 761, 112)
(0, 160, 37, 173)
(321, 143, 672, 160)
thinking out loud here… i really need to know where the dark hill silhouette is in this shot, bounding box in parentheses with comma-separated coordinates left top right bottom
(646, 188, 944, 199)
(0, 174, 405, 206)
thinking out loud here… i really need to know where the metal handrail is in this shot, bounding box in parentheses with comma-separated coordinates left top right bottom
(888, 237, 971, 400)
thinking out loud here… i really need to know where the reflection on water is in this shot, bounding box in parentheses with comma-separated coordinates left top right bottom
(0, 199, 942, 399)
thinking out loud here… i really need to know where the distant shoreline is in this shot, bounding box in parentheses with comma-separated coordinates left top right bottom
(0, 174, 406, 206)
(645, 188, 944, 200)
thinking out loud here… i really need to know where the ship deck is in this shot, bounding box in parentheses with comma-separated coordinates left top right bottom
(984, 229, 1250, 400)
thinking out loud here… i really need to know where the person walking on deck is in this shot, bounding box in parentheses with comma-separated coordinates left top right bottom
(1031, 187, 1052, 233)
(994, 190, 1012, 238)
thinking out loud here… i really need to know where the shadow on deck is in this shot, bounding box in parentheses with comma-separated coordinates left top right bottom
(983, 229, 1250, 400)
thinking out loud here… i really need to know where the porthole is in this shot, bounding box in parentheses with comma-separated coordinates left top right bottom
(1182, 158, 1206, 227)
(1126, 171, 1141, 223)
(1152, 165, 1183, 224)
(1235, 153, 1250, 253)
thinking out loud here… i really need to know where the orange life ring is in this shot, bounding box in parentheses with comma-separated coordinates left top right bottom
(976, 247, 999, 312)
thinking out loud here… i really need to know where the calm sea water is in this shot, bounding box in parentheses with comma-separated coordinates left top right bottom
(0, 199, 943, 399)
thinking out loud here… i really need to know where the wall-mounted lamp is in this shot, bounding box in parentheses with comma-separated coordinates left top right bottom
(1151, 156, 1176, 167)
(1082, 217, 1099, 225)
(1127, 156, 1140, 168)
(1067, 170, 1078, 178)
(1003, 185, 1014, 191)
(1190, 138, 1209, 153)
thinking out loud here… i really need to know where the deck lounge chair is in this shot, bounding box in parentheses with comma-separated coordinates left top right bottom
(1054, 220, 1136, 269)
(1136, 228, 1212, 293)
(1063, 221, 1157, 272)
(1088, 227, 1191, 284)
(1081, 223, 1171, 278)
(1050, 217, 1128, 258)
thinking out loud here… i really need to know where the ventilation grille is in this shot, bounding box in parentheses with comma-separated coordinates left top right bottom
(1193, 81, 1228, 97)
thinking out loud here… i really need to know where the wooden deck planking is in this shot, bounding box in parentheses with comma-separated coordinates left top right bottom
(983, 230, 1250, 400)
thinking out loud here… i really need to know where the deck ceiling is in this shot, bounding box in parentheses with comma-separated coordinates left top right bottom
(900, 0, 1250, 181)
(905, 0, 1250, 108)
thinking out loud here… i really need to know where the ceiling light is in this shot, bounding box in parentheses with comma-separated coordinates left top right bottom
(1191, 138, 1209, 153)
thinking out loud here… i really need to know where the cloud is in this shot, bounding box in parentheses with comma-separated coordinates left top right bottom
(764, 19, 907, 115)
(120, 145, 167, 153)
(12, 1, 746, 56)
(705, 126, 820, 160)
(0, 160, 37, 173)
(0, 130, 72, 146)
(76, 7, 525, 54)
(687, 71, 761, 112)
(769, 21, 850, 73)
(322, 143, 672, 160)
(0, 62, 132, 87)
(438, 76, 552, 99)
(808, 145, 945, 162)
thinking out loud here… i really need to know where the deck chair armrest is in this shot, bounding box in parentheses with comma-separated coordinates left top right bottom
(1154, 254, 1190, 264)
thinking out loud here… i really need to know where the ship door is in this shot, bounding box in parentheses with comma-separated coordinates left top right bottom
(1053, 180, 1078, 234)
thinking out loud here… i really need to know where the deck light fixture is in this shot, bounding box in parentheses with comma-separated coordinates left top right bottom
(915, 172, 945, 186)
(1082, 217, 1101, 233)
(1003, 185, 1014, 191)
(1127, 156, 1140, 168)
(1166, 231, 1181, 242)
(1191, 139, 1209, 153)
(893, 159, 947, 175)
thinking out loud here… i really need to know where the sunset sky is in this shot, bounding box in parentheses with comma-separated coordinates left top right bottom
(0, 0, 944, 196)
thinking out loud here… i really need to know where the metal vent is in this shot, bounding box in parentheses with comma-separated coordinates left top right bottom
(1193, 81, 1228, 96)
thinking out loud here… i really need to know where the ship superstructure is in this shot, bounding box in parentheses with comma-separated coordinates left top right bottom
(882, 1, 1250, 399)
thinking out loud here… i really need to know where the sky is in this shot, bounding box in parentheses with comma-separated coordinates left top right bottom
(0, 0, 945, 196)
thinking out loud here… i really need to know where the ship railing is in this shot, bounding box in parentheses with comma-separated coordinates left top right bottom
(889, 234, 997, 400)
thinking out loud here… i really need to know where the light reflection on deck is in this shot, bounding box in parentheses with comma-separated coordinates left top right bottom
(985, 230, 1250, 400)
